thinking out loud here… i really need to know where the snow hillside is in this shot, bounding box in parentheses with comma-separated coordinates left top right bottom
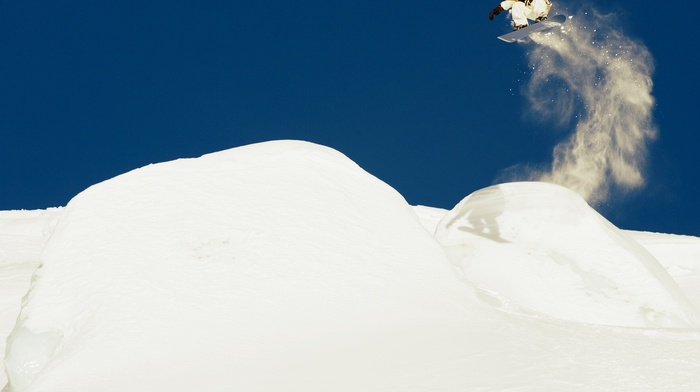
(1, 140, 700, 391)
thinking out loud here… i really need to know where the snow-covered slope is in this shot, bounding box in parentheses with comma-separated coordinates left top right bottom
(1, 141, 699, 391)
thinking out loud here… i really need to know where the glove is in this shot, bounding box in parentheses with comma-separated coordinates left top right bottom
(489, 5, 504, 20)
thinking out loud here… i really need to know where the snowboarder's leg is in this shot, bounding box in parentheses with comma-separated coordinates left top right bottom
(498, 1, 518, 13)
(509, 2, 529, 28)
(530, 0, 550, 20)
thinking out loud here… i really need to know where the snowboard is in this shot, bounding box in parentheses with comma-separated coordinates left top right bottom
(498, 14, 566, 43)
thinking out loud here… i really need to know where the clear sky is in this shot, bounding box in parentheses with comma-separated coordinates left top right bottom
(1, 0, 698, 236)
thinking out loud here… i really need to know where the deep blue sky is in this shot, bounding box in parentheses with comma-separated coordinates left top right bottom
(1, 1, 698, 236)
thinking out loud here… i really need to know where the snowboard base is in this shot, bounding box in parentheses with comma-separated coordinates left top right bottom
(498, 14, 567, 43)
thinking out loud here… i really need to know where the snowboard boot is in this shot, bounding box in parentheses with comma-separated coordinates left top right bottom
(513, 24, 528, 31)
(535, 16, 547, 22)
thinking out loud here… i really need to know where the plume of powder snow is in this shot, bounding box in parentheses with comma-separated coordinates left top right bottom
(512, 9, 657, 205)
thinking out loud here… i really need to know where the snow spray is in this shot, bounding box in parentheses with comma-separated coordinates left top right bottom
(519, 9, 657, 205)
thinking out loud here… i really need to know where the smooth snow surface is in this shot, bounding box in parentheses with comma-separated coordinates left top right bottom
(1, 141, 700, 391)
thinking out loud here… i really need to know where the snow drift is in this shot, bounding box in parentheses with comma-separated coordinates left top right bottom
(3, 141, 471, 391)
(435, 182, 699, 328)
(2, 141, 700, 391)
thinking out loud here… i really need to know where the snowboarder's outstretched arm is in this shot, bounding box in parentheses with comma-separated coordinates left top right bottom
(489, 4, 505, 20)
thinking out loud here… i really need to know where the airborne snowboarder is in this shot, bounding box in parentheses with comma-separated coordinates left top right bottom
(489, 0, 552, 31)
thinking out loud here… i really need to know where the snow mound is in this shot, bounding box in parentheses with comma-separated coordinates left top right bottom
(3, 140, 471, 392)
(435, 182, 700, 328)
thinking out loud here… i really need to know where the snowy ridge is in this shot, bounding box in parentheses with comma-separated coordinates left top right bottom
(1, 141, 699, 391)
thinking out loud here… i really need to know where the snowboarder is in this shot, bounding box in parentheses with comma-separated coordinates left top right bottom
(489, 0, 551, 31)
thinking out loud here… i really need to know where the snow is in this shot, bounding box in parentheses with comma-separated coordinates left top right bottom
(1, 140, 699, 391)
(627, 231, 700, 311)
(0, 209, 62, 389)
(434, 182, 698, 328)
